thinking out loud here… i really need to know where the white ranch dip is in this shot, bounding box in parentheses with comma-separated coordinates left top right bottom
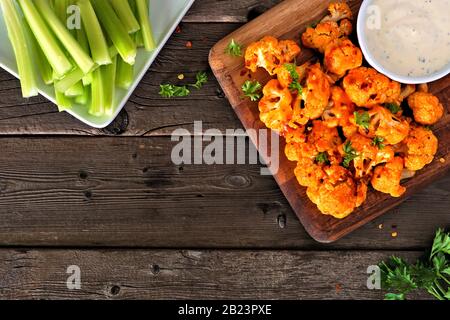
(365, 0, 450, 78)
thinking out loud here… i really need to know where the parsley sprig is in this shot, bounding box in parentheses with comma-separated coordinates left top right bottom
(380, 228, 450, 300)
(342, 141, 358, 168)
(225, 39, 243, 57)
(386, 103, 402, 114)
(354, 111, 370, 130)
(284, 63, 303, 94)
(315, 152, 330, 165)
(372, 136, 385, 149)
(242, 80, 262, 101)
(159, 71, 208, 98)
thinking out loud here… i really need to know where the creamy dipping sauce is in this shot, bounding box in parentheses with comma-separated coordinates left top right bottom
(365, 0, 450, 78)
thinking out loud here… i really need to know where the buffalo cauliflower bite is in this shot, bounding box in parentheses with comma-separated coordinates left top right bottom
(294, 156, 326, 188)
(284, 126, 308, 161)
(301, 20, 352, 53)
(402, 126, 438, 171)
(371, 157, 406, 197)
(352, 106, 410, 145)
(275, 63, 309, 90)
(340, 134, 394, 178)
(306, 165, 360, 219)
(309, 120, 342, 154)
(323, 86, 355, 128)
(321, 2, 353, 23)
(343, 67, 401, 107)
(258, 80, 293, 133)
(408, 91, 444, 125)
(291, 64, 331, 125)
(245, 36, 301, 75)
(324, 39, 362, 77)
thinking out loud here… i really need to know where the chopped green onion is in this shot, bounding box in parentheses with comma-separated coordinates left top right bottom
(34, 0, 95, 74)
(111, 0, 140, 34)
(116, 56, 134, 89)
(135, 0, 156, 51)
(91, 0, 137, 65)
(77, 0, 111, 65)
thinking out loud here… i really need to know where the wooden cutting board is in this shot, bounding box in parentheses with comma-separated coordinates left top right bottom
(209, 0, 450, 242)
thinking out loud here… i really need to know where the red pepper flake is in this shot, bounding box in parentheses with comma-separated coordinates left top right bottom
(185, 41, 192, 48)
(335, 283, 342, 293)
(175, 25, 182, 34)
(240, 69, 248, 77)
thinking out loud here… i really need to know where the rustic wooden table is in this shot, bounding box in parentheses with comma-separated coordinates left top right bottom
(0, 0, 448, 300)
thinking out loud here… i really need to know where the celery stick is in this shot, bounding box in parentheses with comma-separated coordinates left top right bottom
(77, 0, 111, 65)
(75, 85, 89, 105)
(91, 0, 137, 65)
(65, 81, 84, 97)
(102, 55, 117, 115)
(54, 67, 84, 92)
(31, 33, 54, 85)
(111, 0, 140, 34)
(17, 0, 72, 78)
(136, 0, 156, 51)
(89, 68, 104, 116)
(34, 0, 94, 74)
(116, 56, 134, 89)
(1, 0, 38, 97)
(82, 72, 93, 86)
(55, 88, 72, 111)
(129, 0, 144, 47)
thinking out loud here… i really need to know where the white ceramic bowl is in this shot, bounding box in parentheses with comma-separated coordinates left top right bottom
(357, 0, 450, 84)
(0, 0, 195, 128)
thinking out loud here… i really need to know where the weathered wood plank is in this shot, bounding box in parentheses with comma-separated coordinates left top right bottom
(0, 137, 447, 249)
(0, 23, 243, 135)
(0, 249, 429, 299)
(185, 0, 282, 23)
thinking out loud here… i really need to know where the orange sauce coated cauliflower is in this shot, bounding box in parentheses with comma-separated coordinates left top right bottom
(324, 39, 362, 77)
(408, 92, 444, 125)
(245, 36, 301, 75)
(371, 157, 406, 197)
(301, 20, 352, 53)
(402, 126, 438, 171)
(343, 67, 401, 107)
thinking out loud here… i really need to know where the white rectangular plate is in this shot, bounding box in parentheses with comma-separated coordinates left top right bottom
(0, 0, 195, 128)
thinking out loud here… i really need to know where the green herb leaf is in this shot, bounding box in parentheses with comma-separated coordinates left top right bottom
(372, 136, 385, 149)
(159, 84, 190, 98)
(191, 71, 208, 89)
(431, 228, 450, 258)
(242, 80, 262, 101)
(225, 39, 243, 57)
(386, 103, 401, 114)
(284, 63, 303, 95)
(384, 293, 405, 300)
(354, 111, 370, 130)
(315, 152, 330, 165)
(342, 141, 358, 168)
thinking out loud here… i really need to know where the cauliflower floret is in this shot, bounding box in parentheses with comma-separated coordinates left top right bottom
(408, 92, 444, 125)
(294, 156, 326, 188)
(371, 157, 406, 197)
(340, 134, 394, 178)
(301, 20, 352, 53)
(284, 126, 308, 161)
(352, 106, 410, 145)
(245, 36, 301, 75)
(323, 86, 355, 128)
(321, 2, 353, 23)
(258, 79, 293, 133)
(291, 63, 331, 125)
(306, 165, 360, 219)
(275, 62, 308, 90)
(402, 126, 438, 171)
(343, 67, 401, 107)
(324, 39, 362, 78)
(309, 120, 342, 154)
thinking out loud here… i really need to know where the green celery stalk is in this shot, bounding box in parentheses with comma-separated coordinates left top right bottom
(55, 88, 72, 111)
(82, 72, 93, 86)
(17, 0, 72, 78)
(116, 56, 134, 89)
(91, 0, 137, 65)
(54, 67, 85, 92)
(89, 68, 104, 116)
(77, 0, 111, 65)
(136, 0, 156, 51)
(65, 81, 84, 97)
(102, 55, 117, 115)
(34, 0, 95, 74)
(1, 0, 37, 97)
(110, 0, 140, 34)
(129, 0, 144, 47)
(75, 85, 89, 105)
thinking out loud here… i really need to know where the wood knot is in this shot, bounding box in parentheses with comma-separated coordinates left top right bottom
(102, 109, 129, 135)
(109, 285, 121, 296)
(151, 264, 160, 275)
(225, 174, 251, 188)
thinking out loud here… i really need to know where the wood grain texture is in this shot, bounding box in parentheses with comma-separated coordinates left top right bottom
(209, 0, 450, 242)
(0, 137, 447, 249)
(0, 249, 429, 299)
